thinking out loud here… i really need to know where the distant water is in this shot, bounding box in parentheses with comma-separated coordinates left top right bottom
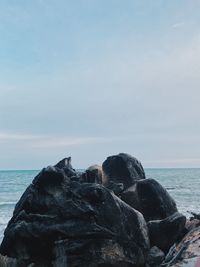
(0, 168, 200, 242)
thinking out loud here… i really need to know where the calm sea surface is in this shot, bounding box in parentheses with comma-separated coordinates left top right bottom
(0, 168, 200, 242)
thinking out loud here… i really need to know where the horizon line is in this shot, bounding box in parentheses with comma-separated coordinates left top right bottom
(1, 166, 200, 171)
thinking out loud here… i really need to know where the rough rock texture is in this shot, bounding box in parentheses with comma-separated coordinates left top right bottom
(54, 157, 77, 178)
(185, 219, 200, 232)
(102, 153, 145, 190)
(0, 158, 150, 267)
(146, 246, 165, 267)
(162, 215, 200, 267)
(147, 212, 186, 253)
(121, 178, 178, 221)
(80, 165, 104, 184)
(169, 227, 200, 267)
(0, 254, 18, 267)
(106, 181, 124, 196)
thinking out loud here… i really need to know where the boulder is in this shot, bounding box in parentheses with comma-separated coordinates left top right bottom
(147, 212, 186, 253)
(121, 178, 178, 221)
(0, 158, 150, 267)
(102, 153, 145, 190)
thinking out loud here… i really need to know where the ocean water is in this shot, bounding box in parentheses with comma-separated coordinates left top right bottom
(0, 168, 200, 242)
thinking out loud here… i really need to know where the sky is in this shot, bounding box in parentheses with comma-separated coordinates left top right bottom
(0, 0, 200, 169)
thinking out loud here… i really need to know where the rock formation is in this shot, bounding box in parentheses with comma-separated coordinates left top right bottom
(0, 153, 196, 267)
(0, 155, 150, 266)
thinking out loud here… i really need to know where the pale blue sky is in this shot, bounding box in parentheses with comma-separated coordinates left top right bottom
(0, 0, 200, 169)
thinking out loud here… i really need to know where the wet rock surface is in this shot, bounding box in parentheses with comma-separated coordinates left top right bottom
(0, 153, 197, 267)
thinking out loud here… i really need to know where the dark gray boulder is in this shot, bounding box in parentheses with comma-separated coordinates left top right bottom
(121, 178, 178, 221)
(102, 153, 145, 190)
(147, 212, 186, 252)
(0, 158, 150, 267)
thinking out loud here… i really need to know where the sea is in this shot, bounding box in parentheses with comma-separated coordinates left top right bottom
(0, 168, 200, 242)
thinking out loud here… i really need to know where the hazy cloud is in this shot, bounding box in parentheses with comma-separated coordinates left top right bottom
(0, 131, 107, 147)
(0, 1, 200, 168)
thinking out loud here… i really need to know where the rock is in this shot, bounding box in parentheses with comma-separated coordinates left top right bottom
(106, 181, 124, 196)
(54, 157, 77, 178)
(0, 157, 150, 266)
(162, 226, 200, 267)
(121, 178, 178, 221)
(188, 211, 200, 220)
(121, 183, 140, 212)
(147, 212, 186, 253)
(186, 218, 200, 232)
(146, 246, 165, 267)
(102, 153, 146, 190)
(0, 254, 18, 267)
(80, 165, 104, 184)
